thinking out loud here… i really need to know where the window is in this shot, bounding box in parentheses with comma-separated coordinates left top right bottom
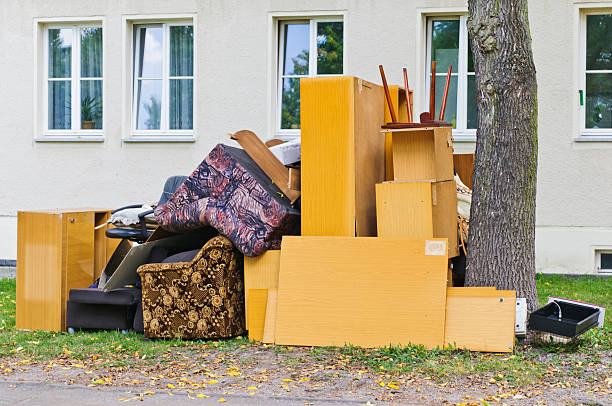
(426, 16, 476, 133)
(595, 250, 612, 273)
(45, 24, 103, 134)
(277, 18, 344, 135)
(132, 22, 193, 136)
(582, 12, 612, 132)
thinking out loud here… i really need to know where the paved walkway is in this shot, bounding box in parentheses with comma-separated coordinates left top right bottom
(0, 381, 378, 406)
(0, 266, 15, 279)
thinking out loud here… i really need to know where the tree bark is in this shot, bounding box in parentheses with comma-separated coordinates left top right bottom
(466, 0, 539, 310)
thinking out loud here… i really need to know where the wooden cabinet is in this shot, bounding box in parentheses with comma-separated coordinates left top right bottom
(383, 85, 413, 181)
(300, 76, 386, 237)
(16, 209, 119, 331)
(376, 180, 458, 257)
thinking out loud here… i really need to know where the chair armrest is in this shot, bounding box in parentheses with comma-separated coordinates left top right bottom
(111, 204, 143, 214)
(138, 209, 154, 219)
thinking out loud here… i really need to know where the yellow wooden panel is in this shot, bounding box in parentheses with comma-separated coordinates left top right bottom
(391, 127, 454, 182)
(444, 288, 516, 353)
(301, 76, 385, 237)
(263, 288, 278, 344)
(432, 180, 459, 258)
(244, 250, 280, 327)
(275, 236, 448, 349)
(376, 182, 433, 238)
(16, 212, 63, 331)
(247, 289, 268, 342)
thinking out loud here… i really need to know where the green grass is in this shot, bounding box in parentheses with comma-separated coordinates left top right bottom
(0, 275, 609, 385)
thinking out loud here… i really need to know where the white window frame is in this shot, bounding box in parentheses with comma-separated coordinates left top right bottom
(122, 15, 196, 142)
(425, 14, 475, 140)
(35, 18, 105, 141)
(273, 15, 346, 139)
(578, 7, 612, 141)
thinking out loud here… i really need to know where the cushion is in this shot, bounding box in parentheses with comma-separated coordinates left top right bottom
(161, 249, 201, 264)
(68, 287, 141, 306)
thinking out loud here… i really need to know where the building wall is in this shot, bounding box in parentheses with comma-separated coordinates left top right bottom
(1, 0, 611, 275)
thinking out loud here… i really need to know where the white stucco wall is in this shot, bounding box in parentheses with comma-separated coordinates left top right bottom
(1, 0, 611, 274)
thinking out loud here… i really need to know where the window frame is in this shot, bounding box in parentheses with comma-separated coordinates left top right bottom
(579, 8, 612, 139)
(274, 15, 346, 138)
(41, 22, 104, 139)
(130, 21, 195, 138)
(425, 14, 475, 139)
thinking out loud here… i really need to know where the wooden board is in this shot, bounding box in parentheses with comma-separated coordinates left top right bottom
(376, 181, 458, 257)
(263, 288, 278, 344)
(444, 288, 516, 353)
(453, 153, 475, 189)
(244, 250, 280, 327)
(391, 127, 454, 182)
(301, 76, 385, 237)
(384, 86, 413, 181)
(247, 289, 268, 342)
(230, 130, 300, 203)
(275, 236, 449, 348)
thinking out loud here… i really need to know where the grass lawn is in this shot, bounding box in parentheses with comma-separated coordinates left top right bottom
(0, 275, 610, 387)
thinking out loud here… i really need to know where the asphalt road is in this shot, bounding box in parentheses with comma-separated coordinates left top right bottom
(0, 381, 381, 406)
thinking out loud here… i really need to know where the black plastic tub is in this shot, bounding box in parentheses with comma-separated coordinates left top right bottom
(528, 301, 600, 337)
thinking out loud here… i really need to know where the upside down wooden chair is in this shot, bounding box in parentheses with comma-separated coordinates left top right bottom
(137, 236, 245, 339)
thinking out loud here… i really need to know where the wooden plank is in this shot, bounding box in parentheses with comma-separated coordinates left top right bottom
(263, 288, 278, 344)
(391, 127, 454, 182)
(444, 288, 516, 353)
(230, 130, 300, 203)
(453, 153, 475, 189)
(275, 236, 448, 349)
(301, 76, 385, 237)
(376, 182, 433, 238)
(288, 167, 300, 191)
(16, 212, 63, 331)
(247, 289, 268, 342)
(244, 250, 280, 327)
(432, 180, 459, 258)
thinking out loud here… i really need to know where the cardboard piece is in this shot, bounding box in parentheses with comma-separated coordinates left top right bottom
(275, 236, 449, 349)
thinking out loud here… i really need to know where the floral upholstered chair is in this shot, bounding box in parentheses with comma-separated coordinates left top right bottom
(137, 236, 245, 339)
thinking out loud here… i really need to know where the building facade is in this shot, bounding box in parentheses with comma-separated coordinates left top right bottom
(1, 0, 612, 274)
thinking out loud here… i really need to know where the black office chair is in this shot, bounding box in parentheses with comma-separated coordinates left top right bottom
(105, 176, 188, 243)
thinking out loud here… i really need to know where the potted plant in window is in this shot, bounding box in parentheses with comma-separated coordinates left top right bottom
(80, 96, 101, 129)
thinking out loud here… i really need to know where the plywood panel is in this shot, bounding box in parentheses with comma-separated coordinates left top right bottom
(453, 153, 475, 189)
(16, 212, 62, 331)
(353, 79, 386, 236)
(244, 250, 280, 327)
(432, 180, 459, 258)
(391, 127, 454, 182)
(247, 289, 268, 342)
(444, 288, 516, 353)
(263, 288, 278, 344)
(275, 236, 448, 348)
(376, 182, 433, 238)
(301, 76, 385, 237)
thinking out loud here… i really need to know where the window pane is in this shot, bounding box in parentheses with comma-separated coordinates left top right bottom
(431, 20, 459, 73)
(48, 80, 71, 129)
(170, 26, 193, 77)
(586, 14, 612, 70)
(432, 75, 457, 128)
(81, 27, 102, 78)
(80, 80, 102, 129)
(586, 73, 612, 128)
(136, 27, 163, 78)
(467, 75, 477, 129)
(317, 22, 343, 74)
(280, 78, 301, 129)
(169, 79, 193, 130)
(136, 79, 162, 130)
(282, 23, 309, 75)
(48, 28, 72, 78)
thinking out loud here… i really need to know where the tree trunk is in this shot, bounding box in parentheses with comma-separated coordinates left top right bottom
(465, 0, 539, 310)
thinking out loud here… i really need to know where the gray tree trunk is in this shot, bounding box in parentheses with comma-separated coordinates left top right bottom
(465, 0, 539, 310)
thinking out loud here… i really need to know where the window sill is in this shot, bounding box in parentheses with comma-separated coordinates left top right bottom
(574, 135, 612, 142)
(35, 135, 104, 142)
(123, 135, 196, 143)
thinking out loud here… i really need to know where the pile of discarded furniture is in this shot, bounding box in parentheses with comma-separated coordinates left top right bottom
(16, 66, 603, 351)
